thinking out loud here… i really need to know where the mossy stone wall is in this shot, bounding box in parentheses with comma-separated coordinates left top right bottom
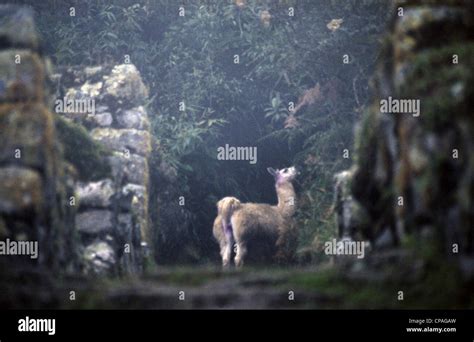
(0, 5, 78, 272)
(335, 0, 474, 265)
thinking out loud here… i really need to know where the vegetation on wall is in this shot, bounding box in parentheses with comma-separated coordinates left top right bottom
(55, 116, 111, 182)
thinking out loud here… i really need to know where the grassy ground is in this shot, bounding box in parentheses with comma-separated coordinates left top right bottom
(2, 251, 473, 309)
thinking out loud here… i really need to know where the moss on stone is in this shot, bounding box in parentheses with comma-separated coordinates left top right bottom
(55, 116, 111, 182)
(353, 105, 379, 169)
(286, 260, 472, 309)
(400, 42, 474, 130)
(0, 166, 43, 215)
(0, 49, 44, 103)
(0, 103, 56, 171)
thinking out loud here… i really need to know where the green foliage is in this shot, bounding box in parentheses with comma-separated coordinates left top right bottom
(150, 1, 388, 259)
(400, 42, 474, 130)
(55, 116, 111, 182)
(287, 259, 471, 309)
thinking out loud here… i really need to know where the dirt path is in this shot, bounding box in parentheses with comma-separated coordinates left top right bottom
(67, 267, 338, 309)
(2, 254, 472, 309)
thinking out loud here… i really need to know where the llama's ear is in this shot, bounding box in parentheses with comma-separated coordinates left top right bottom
(267, 167, 278, 176)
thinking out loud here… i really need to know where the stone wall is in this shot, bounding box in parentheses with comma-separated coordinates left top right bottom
(0, 5, 154, 276)
(335, 0, 474, 267)
(0, 5, 78, 271)
(53, 64, 152, 275)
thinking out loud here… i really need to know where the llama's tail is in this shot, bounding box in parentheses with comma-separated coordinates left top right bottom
(217, 197, 241, 244)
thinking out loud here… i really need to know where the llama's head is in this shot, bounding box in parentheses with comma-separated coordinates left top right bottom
(267, 166, 298, 184)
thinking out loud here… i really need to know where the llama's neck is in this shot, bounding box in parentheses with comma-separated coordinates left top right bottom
(275, 181, 296, 218)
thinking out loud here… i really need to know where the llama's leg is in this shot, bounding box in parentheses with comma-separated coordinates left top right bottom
(275, 222, 298, 264)
(222, 242, 232, 267)
(219, 241, 227, 266)
(234, 241, 247, 268)
(274, 233, 287, 263)
(222, 222, 235, 267)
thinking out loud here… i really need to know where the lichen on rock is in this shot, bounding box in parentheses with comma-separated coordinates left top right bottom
(334, 0, 474, 264)
(83, 241, 116, 275)
(0, 4, 79, 272)
(0, 166, 42, 215)
(103, 64, 148, 105)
